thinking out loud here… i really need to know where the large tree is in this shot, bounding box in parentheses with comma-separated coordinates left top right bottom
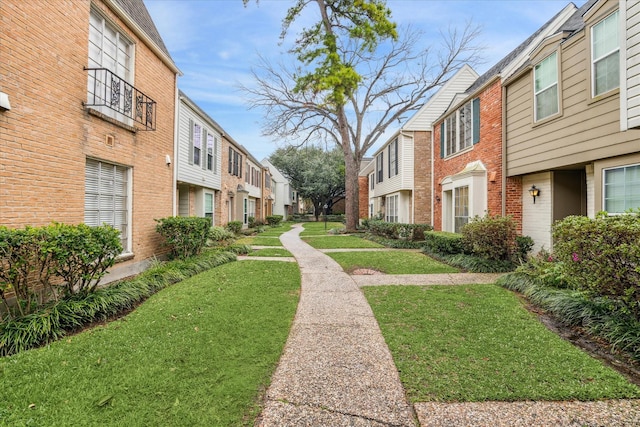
(270, 146, 345, 220)
(244, 0, 481, 230)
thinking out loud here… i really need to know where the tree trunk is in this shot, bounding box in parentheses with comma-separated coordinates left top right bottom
(337, 110, 359, 231)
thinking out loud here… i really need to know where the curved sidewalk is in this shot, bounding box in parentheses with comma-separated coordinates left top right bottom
(257, 224, 416, 426)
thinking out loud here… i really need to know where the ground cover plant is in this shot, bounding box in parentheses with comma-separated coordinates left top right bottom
(247, 248, 293, 257)
(364, 284, 640, 402)
(299, 222, 345, 236)
(302, 235, 384, 249)
(327, 251, 458, 274)
(0, 260, 300, 426)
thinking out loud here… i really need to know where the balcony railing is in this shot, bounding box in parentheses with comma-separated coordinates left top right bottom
(84, 67, 156, 131)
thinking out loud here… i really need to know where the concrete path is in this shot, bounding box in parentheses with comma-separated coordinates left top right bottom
(257, 224, 416, 426)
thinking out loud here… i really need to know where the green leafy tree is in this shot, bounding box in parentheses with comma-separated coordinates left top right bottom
(269, 145, 345, 220)
(244, 0, 481, 230)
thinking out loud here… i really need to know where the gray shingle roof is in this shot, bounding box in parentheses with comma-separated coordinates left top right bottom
(113, 0, 172, 60)
(465, 2, 576, 94)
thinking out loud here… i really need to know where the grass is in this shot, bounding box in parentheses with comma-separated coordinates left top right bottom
(257, 224, 293, 237)
(247, 248, 293, 257)
(364, 284, 640, 403)
(236, 236, 283, 246)
(302, 235, 384, 249)
(0, 261, 300, 426)
(327, 251, 459, 274)
(299, 222, 345, 236)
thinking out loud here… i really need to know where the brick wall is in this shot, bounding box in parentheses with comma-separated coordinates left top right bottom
(432, 79, 504, 231)
(0, 0, 177, 275)
(219, 137, 246, 226)
(412, 130, 432, 224)
(358, 176, 369, 219)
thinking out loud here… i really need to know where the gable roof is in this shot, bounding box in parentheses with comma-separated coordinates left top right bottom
(108, 0, 180, 73)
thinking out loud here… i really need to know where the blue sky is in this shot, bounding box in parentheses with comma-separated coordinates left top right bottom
(144, 0, 587, 161)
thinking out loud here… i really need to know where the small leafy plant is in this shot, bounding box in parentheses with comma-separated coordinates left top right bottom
(155, 216, 210, 260)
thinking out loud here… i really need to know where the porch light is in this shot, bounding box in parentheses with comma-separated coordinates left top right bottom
(528, 185, 540, 204)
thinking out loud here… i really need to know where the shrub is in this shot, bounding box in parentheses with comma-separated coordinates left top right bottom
(155, 216, 211, 260)
(0, 224, 121, 319)
(248, 216, 256, 228)
(225, 221, 243, 234)
(516, 235, 535, 262)
(208, 226, 235, 246)
(552, 212, 640, 319)
(365, 234, 425, 249)
(422, 231, 465, 255)
(266, 215, 283, 226)
(461, 214, 518, 261)
(367, 220, 432, 241)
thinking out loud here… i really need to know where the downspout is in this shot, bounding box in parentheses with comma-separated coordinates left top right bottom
(430, 127, 435, 228)
(172, 79, 179, 216)
(501, 85, 507, 217)
(400, 130, 414, 223)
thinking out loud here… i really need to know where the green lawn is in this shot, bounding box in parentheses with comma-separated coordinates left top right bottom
(302, 235, 384, 249)
(299, 222, 345, 236)
(236, 236, 283, 246)
(0, 261, 300, 426)
(364, 284, 640, 402)
(258, 224, 293, 237)
(327, 251, 458, 274)
(247, 248, 293, 257)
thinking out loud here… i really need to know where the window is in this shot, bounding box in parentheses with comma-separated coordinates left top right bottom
(369, 203, 374, 218)
(206, 133, 215, 172)
(192, 122, 201, 166)
(87, 8, 133, 123)
(454, 186, 469, 233)
(248, 199, 256, 220)
(228, 147, 242, 177)
(243, 198, 248, 224)
(204, 193, 214, 224)
(385, 195, 398, 223)
(369, 173, 375, 190)
(265, 173, 271, 189)
(592, 10, 619, 97)
(441, 98, 480, 157)
(604, 164, 640, 214)
(388, 138, 398, 177)
(534, 52, 559, 120)
(85, 159, 130, 252)
(376, 152, 384, 183)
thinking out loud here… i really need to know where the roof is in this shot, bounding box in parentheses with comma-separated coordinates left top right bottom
(558, 0, 599, 35)
(465, 2, 576, 94)
(113, 0, 171, 59)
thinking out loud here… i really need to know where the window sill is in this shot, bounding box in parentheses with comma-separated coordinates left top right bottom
(444, 145, 474, 160)
(86, 107, 137, 133)
(587, 87, 619, 106)
(532, 111, 562, 128)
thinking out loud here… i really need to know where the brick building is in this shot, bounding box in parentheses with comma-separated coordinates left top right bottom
(432, 4, 576, 233)
(0, 0, 180, 281)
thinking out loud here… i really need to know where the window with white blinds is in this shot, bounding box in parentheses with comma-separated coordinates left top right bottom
(88, 8, 133, 123)
(85, 159, 130, 252)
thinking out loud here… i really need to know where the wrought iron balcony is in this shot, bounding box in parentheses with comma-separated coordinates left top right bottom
(84, 67, 156, 131)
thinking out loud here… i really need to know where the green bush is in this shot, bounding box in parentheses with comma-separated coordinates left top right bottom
(367, 220, 432, 241)
(248, 216, 256, 228)
(155, 217, 211, 260)
(266, 215, 283, 226)
(226, 221, 243, 234)
(422, 231, 465, 255)
(364, 234, 425, 249)
(0, 224, 121, 319)
(516, 235, 535, 262)
(552, 212, 640, 319)
(461, 214, 518, 261)
(0, 250, 236, 356)
(208, 226, 235, 245)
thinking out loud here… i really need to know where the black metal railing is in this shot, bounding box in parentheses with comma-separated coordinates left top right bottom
(84, 67, 156, 131)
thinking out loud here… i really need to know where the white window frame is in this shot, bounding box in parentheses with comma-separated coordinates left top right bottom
(443, 99, 477, 157)
(591, 10, 620, 97)
(204, 192, 214, 225)
(369, 172, 375, 190)
(388, 138, 398, 177)
(193, 122, 202, 167)
(376, 152, 384, 183)
(84, 158, 131, 254)
(385, 194, 398, 223)
(454, 186, 469, 233)
(534, 51, 559, 121)
(87, 8, 134, 124)
(206, 133, 215, 172)
(603, 163, 640, 214)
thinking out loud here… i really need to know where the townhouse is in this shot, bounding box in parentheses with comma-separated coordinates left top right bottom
(0, 0, 180, 281)
(363, 65, 479, 224)
(176, 91, 222, 224)
(432, 3, 577, 234)
(262, 158, 297, 220)
(503, 0, 640, 251)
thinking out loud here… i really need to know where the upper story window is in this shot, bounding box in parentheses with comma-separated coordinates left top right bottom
(192, 122, 202, 167)
(206, 133, 216, 172)
(376, 152, 384, 183)
(369, 172, 375, 190)
(388, 138, 398, 177)
(228, 147, 242, 177)
(441, 98, 480, 157)
(534, 51, 559, 121)
(591, 10, 619, 97)
(265, 173, 271, 189)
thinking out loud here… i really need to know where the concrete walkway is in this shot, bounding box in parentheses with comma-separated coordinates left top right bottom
(257, 224, 416, 426)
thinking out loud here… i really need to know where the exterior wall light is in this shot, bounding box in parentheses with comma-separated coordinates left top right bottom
(528, 185, 540, 204)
